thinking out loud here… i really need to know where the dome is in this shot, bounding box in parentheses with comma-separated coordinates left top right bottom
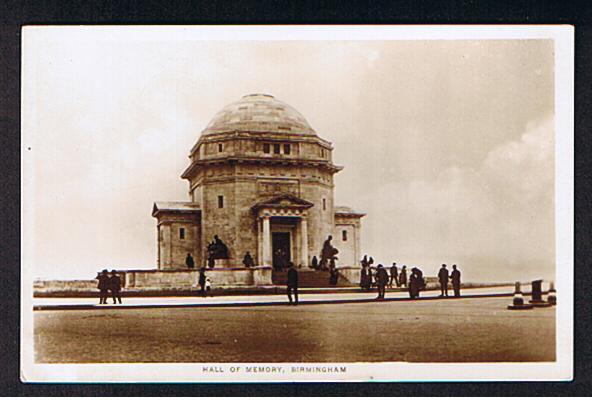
(202, 94, 316, 135)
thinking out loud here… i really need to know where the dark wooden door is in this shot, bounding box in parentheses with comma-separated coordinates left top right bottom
(272, 232, 291, 269)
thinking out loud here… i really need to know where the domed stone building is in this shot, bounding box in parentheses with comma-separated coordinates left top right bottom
(152, 94, 365, 272)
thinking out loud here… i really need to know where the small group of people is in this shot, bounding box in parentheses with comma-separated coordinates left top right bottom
(197, 267, 213, 297)
(359, 255, 375, 290)
(388, 263, 408, 288)
(359, 256, 463, 300)
(369, 264, 425, 300)
(96, 269, 122, 304)
(438, 264, 462, 298)
(273, 248, 289, 271)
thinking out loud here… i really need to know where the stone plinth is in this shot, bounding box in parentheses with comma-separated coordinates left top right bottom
(213, 258, 232, 268)
(123, 267, 273, 291)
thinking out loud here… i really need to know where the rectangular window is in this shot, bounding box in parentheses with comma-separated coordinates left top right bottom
(274, 144, 281, 154)
(342, 230, 347, 241)
(180, 227, 185, 240)
(218, 195, 224, 208)
(284, 144, 291, 155)
(322, 198, 326, 211)
(218, 143, 223, 152)
(263, 143, 270, 153)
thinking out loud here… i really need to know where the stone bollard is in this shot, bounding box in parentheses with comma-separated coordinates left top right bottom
(529, 279, 553, 307)
(547, 281, 557, 305)
(507, 282, 533, 310)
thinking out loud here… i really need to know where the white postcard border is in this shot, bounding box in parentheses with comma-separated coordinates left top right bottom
(20, 24, 574, 383)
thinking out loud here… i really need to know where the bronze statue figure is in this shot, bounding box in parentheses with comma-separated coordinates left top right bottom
(319, 235, 339, 271)
(207, 235, 229, 260)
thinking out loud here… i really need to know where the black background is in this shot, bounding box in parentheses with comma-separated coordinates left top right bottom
(1, 0, 590, 396)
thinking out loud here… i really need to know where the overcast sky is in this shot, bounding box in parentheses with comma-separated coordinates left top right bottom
(23, 30, 555, 282)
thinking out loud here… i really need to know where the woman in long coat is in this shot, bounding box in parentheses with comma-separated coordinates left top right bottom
(360, 266, 368, 290)
(399, 265, 408, 288)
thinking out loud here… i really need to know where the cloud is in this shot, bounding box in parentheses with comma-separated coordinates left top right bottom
(357, 115, 555, 282)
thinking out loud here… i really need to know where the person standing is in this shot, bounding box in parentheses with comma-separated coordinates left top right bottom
(97, 269, 110, 304)
(399, 265, 408, 288)
(311, 255, 319, 270)
(242, 251, 255, 268)
(438, 264, 449, 297)
(287, 262, 299, 305)
(365, 266, 374, 290)
(185, 253, 195, 269)
(109, 270, 122, 304)
(329, 266, 339, 285)
(451, 264, 461, 297)
(408, 267, 425, 299)
(360, 265, 368, 290)
(198, 267, 207, 297)
(375, 264, 389, 300)
(390, 263, 399, 287)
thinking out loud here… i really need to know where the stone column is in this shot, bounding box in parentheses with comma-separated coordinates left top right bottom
(354, 223, 361, 267)
(257, 218, 263, 266)
(262, 215, 272, 266)
(300, 217, 309, 268)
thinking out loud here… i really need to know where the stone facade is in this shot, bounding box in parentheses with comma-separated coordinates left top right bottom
(153, 94, 365, 270)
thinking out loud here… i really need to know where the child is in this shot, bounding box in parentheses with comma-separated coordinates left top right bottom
(205, 277, 212, 296)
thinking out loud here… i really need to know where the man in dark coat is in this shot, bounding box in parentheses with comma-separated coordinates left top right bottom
(97, 269, 110, 304)
(329, 266, 338, 285)
(185, 253, 195, 269)
(438, 264, 449, 297)
(242, 251, 255, 268)
(390, 262, 399, 287)
(451, 264, 461, 297)
(109, 270, 122, 304)
(198, 267, 207, 297)
(286, 262, 299, 305)
(375, 264, 389, 300)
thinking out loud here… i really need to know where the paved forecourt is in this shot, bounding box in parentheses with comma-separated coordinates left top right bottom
(33, 286, 517, 310)
(34, 296, 555, 363)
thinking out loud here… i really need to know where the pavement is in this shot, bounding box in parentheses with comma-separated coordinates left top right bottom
(34, 296, 556, 363)
(32, 285, 524, 311)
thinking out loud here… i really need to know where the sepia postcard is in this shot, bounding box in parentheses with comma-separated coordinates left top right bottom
(21, 25, 574, 383)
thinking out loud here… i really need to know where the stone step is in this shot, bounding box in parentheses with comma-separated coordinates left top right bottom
(271, 269, 353, 287)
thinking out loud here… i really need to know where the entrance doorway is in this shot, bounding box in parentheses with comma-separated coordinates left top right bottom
(272, 232, 291, 270)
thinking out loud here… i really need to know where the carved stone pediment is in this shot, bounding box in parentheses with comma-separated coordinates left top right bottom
(252, 194, 314, 216)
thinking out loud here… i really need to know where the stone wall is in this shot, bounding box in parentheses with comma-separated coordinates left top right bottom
(34, 267, 273, 295)
(333, 223, 356, 267)
(34, 279, 98, 294)
(156, 212, 200, 269)
(125, 267, 272, 290)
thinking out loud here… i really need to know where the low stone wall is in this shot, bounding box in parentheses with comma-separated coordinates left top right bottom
(34, 279, 98, 294)
(124, 267, 273, 291)
(34, 267, 274, 296)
